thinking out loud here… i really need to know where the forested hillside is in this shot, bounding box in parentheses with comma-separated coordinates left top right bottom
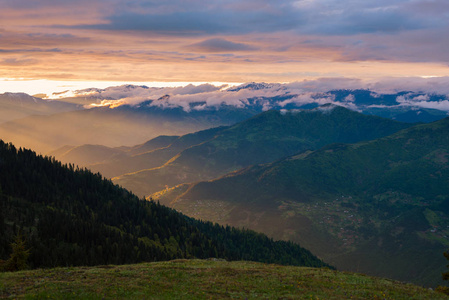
(155, 117, 449, 286)
(90, 126, 229, 178)
(113, 105, 412, 197)
(0, 140, 328, 269)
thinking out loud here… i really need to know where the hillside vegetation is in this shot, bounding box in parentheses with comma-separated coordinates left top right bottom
(155, 117, 449, 286)
(1, 260, 447, 299)
(0, 140, 327, 270)
(113, 105, 412, 196)
(89, 126, 228, 178)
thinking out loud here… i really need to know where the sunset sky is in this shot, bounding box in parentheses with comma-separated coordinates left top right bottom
(1, 0, 449, 94)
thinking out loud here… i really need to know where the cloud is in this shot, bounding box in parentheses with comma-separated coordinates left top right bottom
(72, 1, 443, 37)
(284, 76, 449, 96)
(396, 93, 449, 111)
(82, 11, 230, 35)
(188, 38, 258, 52)
(285, 78, 364, 92)
(409, 100, 449, 111)
(299, 3, 434, 36)
(2, 0, 449, 83)
(0, 32, 92, 54)
(0, 58, 38, 66)
(366, 77, 449, 94)
(405, 0, 449, 16)
(40, 77, 449, 113)
(74, 82, 286, 110)
(70, 0, 305, 35)
(344, 94, 356, 102)
(69, 83, 224, 108)
(396, 94, 430, 104)
(170, 83, 223, 94)
(277, 93, 334, 107)
(0, 48, 62, 54)
(2, 0, 98, 9)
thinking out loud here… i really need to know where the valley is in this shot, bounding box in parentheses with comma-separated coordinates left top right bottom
(154, 117, 449, 286)
(5, 0, 449, 297)
(1, 84, 449, 290)
(110, 105, 413, 196)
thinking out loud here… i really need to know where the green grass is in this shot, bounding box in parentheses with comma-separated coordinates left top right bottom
(1, 260, 447, 299)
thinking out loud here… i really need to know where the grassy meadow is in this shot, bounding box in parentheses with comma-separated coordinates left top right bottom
(1, 259, 447, 299)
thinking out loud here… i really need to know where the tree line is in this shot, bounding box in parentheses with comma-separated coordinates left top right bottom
(0, 140, 329, 270)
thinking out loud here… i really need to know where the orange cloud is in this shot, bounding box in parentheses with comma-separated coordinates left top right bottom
(1, 0, 449, 85)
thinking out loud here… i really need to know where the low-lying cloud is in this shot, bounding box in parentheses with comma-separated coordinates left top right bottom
(48, 77, 449, 113)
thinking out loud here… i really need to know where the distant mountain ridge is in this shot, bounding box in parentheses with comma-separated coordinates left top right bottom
(1, 84, 448, 154)
(52, 126, 228, 178)
(61, 83, 449, 123)
(111, 105, 413, 197)
(0, 92, 81, 124)
(0, 104, 250, 153)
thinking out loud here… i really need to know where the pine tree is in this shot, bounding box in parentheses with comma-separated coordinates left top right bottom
(2, 232, 30, 272)
(444, 251, 449, 282)
(437, 251, 449, 295)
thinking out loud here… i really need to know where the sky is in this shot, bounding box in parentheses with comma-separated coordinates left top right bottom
(1, 0, 449, 95)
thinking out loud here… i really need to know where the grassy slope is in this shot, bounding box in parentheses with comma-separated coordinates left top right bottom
(1, 260, 446, 299)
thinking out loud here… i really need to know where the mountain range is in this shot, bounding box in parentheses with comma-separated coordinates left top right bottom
(0, 103, 252, 154)
(111, 105, 413, 197)
(1, 83, 448, 154)
(43, 103, 448, 285)
(154, 116, 449, 286)
(2, 83, 449, 287)
(0, 92, 81, 124)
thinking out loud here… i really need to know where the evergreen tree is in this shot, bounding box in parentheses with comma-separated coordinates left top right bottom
(2, 232, 30, 272)
(443, 251, 449, 282)
(0, 140, 329, 270)
(437, 251, 449, 295)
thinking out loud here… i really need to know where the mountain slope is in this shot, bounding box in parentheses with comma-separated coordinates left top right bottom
(88, 126, 228, 178)
(114, 105, 413, 197)
(48, 135, 182, 170)
(0, 104, 252, 154)
(0, 140, 327, 270)
(1, 260, 447, 299)
(154, 117, 449, 286)
(48, 144, 125, 166)
(126, 135, 180, 155)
